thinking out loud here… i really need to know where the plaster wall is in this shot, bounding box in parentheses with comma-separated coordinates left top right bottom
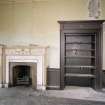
(0, 0, 105, 68)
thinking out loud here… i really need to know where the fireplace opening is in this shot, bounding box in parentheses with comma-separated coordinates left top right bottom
(12, 65, 32, 86)
(9, 62, 37, 89)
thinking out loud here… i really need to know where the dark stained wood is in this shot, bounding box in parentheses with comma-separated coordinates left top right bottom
(47, 68, 60, 89)
(59, 20, 104, 90)
(102, 70, 105, 87)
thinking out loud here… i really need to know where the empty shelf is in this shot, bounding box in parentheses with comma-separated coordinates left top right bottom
(66, 49, 95, 51)
(65, 34, 95, 36)
(65, 73, 95, 78)
(65, 56, 95, 58)
(65, 42, 95, 44)
(65, 65, 96, 69)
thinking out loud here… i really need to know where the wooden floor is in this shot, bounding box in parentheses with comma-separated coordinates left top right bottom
(0, 86, 105, 105)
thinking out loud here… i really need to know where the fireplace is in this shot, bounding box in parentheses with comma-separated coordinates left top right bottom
(9, 62, 37, 89)
(0, 45, 48, 90)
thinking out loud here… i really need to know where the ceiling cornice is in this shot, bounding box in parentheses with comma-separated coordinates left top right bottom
(0, 0, 62, 3)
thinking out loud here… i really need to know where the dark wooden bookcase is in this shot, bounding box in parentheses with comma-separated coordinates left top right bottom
(59, 20, 104, 90)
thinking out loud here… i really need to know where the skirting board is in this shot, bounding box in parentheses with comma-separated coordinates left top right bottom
(47, 85, 60, 90)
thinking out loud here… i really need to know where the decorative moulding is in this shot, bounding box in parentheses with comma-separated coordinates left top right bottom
(88, 0, 101, 19)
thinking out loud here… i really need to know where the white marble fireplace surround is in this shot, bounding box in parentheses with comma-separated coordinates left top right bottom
(0, 45, 48, 90)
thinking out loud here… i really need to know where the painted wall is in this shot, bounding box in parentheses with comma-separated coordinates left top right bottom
(0, 0, 105, 68)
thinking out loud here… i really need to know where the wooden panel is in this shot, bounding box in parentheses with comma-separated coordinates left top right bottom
(58, 20, 104, 30)
(102, 70, 105, 87)
(47, 68, 60, 89)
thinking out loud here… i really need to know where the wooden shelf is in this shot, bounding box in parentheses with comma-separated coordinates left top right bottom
(65, 34, 95, 36)
(65, 65, 96, 69)
(65, 73, 95, 78)
(66, 49, 95, 51)
(65, 56, 95, 59)
(65, 42, 95, 44)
